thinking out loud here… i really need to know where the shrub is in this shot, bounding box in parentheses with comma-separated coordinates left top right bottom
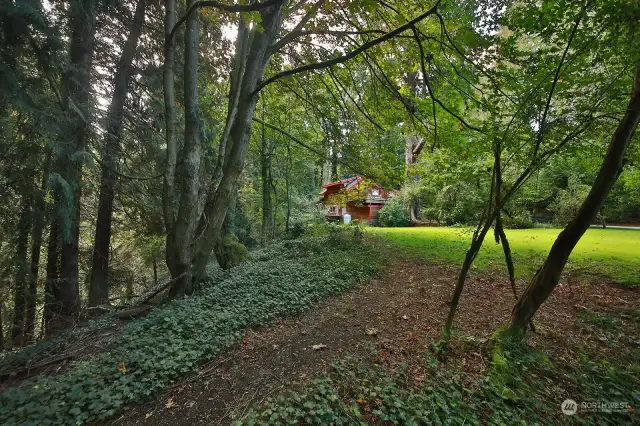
(378, 196, 409, 227)
(551, 177, 592, 226)
(431, 184, 485, 225)
(502, 211, 534, 229)
(216, 234, 248, 269)
(286, 196, 326, 238)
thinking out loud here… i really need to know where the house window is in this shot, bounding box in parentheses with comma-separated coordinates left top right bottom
(328, 205, 339, 215)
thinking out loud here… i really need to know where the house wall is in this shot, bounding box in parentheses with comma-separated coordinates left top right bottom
(319, 178, 389, 224)
(345, 203, 382, 224)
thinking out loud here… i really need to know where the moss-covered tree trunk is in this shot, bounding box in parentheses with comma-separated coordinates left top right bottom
(167, 0, 201, 299)
(190, 3, 286, 286)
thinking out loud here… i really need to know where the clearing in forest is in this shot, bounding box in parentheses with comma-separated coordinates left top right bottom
(104, 228, 639, 425)
(370, 226, 640, 285)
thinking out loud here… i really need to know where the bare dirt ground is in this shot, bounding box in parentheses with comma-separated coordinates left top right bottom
(106, 249, 640, 426)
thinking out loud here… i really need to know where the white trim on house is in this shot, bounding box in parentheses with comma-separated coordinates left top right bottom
(327, 205, 341, 216)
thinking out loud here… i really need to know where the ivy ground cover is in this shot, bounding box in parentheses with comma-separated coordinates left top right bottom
(0, 226, 379, 425)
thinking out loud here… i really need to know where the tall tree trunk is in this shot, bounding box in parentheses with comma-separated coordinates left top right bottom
(190, 2, 286, 285)
(168, 0, 201, 298)
(1, 240, 6, 350)
(44, 217, 60, 336)
(153, 256, 158, 286)
(404, 135, 424, 222)
(443, 222, 493, 338)
(24, 156, 51, 342)
(285, 141, 292, 233)
(162, 0, 178, 272)
(261, 118, 273, 241)
(48, 0, 97, 332)
(330, 140, 338, 181)
(270, 171, 278, 229)
(11, 199, 32, 346)
(89, 0, 146, 307)
(190, 16, 250, 282)
(510, 65, 640, 333)
(403, 72, 424, 223)
(493, 141, 517, 298)
(0, 299, 4, 351)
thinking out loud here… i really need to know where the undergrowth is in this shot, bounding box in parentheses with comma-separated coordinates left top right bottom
(235, 336, 639, 425)
(0, 316, 118, 377)
(0, 225, 379, 425)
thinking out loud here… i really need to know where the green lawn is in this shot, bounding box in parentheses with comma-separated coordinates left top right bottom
(368, 226, 640, 285)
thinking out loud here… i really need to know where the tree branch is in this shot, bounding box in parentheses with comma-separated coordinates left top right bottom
(270, 0, 326, 53)
(412, 26, 438, 146)
(253, 0, 442, 94)
(168, 0, 281, 43)
(413, 26, 485, 135)
(434, 12, 517, 105)
(252, 117, 376, 179)
(326, 67, 385, 131)
(533, 3, 586, 157)
(360, 51, 433, 136)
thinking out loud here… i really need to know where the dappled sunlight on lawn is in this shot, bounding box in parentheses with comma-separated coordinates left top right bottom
(368, 227, 640, 285)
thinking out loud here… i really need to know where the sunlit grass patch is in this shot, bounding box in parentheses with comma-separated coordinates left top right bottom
(368, 227, 640, 285)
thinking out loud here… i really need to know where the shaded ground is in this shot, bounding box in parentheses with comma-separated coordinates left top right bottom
(0, 320, 121, 387)
(108, 244, 640, 425)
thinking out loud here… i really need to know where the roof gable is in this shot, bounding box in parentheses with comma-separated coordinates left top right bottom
(319, 176, 388, 198)
(321, 176, 360, 189)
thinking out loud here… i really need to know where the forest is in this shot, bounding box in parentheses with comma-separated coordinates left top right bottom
(0, 0, 639, 424)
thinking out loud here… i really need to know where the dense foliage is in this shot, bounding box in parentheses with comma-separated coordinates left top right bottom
(1, 0, 639, 422)
(235, 346, 638, 425)
(2, 0, 639, 343)
(0, 227, 379, 424)
(377, 196, 409, 227)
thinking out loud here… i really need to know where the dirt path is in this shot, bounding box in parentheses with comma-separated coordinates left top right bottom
(108, 256, 640, 425)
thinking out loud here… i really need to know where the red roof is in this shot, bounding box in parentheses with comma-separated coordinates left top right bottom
(320, 176, 363, 196)
(321, 176, 361, 189)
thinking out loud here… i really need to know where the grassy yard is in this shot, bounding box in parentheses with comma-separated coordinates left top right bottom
(369, 226, 640, 285)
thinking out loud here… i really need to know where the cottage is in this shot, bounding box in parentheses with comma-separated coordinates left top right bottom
(318, 176, 391, 224)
